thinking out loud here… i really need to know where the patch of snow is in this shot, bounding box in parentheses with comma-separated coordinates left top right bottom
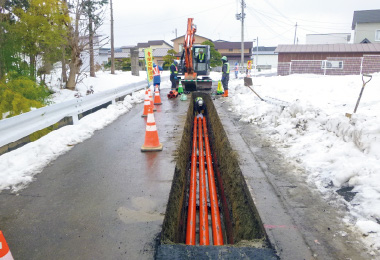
(227, 72, 380, 251)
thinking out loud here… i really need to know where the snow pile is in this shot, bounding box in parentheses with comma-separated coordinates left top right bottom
(0, 90, 145, 192)
(228, 73, 380, 251)
(47, 70, 169, 104)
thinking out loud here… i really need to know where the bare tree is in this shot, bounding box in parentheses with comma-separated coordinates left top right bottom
(63, 0, 108, 90)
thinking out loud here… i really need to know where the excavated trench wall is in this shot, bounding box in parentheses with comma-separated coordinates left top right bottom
(161, 93, 267, 245)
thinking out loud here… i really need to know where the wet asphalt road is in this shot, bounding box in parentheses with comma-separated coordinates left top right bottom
(0, 80, 373, 259)
(0, 86, 188, 259)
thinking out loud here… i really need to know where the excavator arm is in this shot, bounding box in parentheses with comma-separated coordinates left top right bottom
(183, 18, 197, 80)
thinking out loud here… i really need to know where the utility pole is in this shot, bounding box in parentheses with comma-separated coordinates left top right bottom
(175, 28, 177, 38)
(256, 37, 258, 70)
(236, 0, 245, 72)
(293, 22, 298, 45)
(110, 0, 115, 74)
(241, 0, 245, 72)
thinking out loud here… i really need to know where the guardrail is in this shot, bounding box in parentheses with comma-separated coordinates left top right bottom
(0, 76, 169, 148)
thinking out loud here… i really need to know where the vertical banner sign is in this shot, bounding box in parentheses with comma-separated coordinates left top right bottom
(247, 60, 252, 70)
(144, 48, 154, 83)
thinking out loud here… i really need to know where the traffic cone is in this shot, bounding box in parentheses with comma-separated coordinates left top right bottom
(0, 231, 14, 260)
(148, 87, 156, 111)
(154, 85, 162, 105)
(217, 80, 224, 95)
(142, 90, 150, 117)
(141, 104, 163, 152)
(178, 82, 184, 94)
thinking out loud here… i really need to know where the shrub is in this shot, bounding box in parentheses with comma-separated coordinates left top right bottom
(0, 75, 50, 119)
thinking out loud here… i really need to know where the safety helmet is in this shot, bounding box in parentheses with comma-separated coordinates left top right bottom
(221, 56, 228, 62)
(198, 99, 203, 106)
(173, 60, 178, 64)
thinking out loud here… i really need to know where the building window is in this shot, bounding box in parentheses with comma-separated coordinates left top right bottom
(179, 44, 183, 52)
(375, 30, 380, 41)
(229, 49, 233, 52)
(321, 60, 343, 69)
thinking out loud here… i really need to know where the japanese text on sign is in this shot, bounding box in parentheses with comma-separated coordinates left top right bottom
(144, 48, 154, 83)
(247, 60, 252, 70)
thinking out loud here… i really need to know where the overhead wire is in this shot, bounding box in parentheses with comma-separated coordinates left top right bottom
(114, 2, 234, 29)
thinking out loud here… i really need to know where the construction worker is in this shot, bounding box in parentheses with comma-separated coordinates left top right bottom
(221, 56, 230, 97)
(234, 62, 239, 79)
(194, 96, 206, 118)
(170, 60, 178, 90)
(196, 49, 205, 71)
(153, 63, 163, 91)
(196, 49, 205, 63)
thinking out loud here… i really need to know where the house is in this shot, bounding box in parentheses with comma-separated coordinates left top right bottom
(275, 43, 380, 76)
(79, 35, 104, 71)
(171, 35, 212, 53)
(147, 48, 171, 66)
(352, 9, 380, 43)
(213, 41, 253, 66)
(252, 46, 277, 70)
(99, 48, 110, 65)
(306, 33, 351, 44)
(107, 45, 170, 66)
(136, 40, 172, 52)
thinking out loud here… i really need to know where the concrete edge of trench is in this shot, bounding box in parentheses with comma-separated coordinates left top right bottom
(213, 98, 315, 260)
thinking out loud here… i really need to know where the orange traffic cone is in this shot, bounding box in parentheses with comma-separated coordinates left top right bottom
(142, 90, 150, 117)
(148, 87, 156, 111)
(0, 231, 14, 260)
(154, 85, 162, 105)
(141, 104, 163, 152)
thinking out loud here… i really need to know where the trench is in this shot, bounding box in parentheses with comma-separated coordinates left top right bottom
(156, 93, 278, 258)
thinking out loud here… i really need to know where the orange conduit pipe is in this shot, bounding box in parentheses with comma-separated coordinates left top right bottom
(186, 118, 198, 245)
(198, 117, 210, 245)
(203, 117, 224, 245)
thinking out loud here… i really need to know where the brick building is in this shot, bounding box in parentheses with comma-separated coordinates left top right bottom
(275, 43, 380, 76)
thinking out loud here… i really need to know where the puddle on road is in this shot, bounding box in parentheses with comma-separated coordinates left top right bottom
(117, 197, 164, 224)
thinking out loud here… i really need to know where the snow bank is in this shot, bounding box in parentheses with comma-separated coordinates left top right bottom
(228, 73, 380, 251)
(0, 90, 145, 192)
(47, 70, 169, 104)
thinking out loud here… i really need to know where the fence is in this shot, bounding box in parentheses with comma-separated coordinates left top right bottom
(278, 55, 380, 76)
(0, 76, 169, 152)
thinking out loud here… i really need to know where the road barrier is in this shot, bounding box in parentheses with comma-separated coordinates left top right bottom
(0, 76, 169, 150)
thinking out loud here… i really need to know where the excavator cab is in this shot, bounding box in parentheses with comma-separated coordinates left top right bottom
(178, 45, 213, 91)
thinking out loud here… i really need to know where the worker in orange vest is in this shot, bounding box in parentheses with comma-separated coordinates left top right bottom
(153, 63, 163, 91)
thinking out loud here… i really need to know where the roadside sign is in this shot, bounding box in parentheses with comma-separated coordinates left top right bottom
(144, 48, 154, 83)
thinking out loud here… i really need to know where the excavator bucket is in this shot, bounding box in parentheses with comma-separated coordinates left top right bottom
(182, 79, 212, 91)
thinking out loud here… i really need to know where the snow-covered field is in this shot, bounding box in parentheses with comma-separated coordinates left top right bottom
(1, 69, 379, 253)
(223, 72, 380, 253)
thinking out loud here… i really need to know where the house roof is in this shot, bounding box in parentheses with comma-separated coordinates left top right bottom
(153, 48, 170, 57)
(120, 45, 136, 49)
(253, 46, 276, 52)
(171, 34, 212, 42)
(136, 40, 173, 49)
(214, 41, 253, 50)
(113, 52, 130, 58)
(275, 43, 380, 53)
(352, 9, 380, 29)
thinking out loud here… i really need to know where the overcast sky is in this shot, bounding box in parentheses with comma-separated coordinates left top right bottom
(98, 0, 379, 48)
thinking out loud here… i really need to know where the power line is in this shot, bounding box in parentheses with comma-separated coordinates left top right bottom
(114, 2, 234, 29)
